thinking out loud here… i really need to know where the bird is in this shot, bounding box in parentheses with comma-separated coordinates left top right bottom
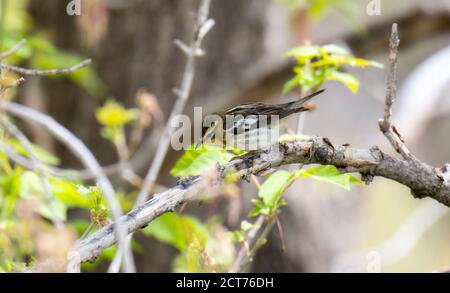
(197, 89, 325, 150)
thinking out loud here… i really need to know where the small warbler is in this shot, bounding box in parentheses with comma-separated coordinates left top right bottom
(198, 89, 325, 150)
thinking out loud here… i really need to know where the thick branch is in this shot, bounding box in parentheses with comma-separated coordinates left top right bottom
(73, 137, 450, 263)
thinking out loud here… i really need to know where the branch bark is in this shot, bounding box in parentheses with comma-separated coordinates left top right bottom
(72, 137, 450, 263)
(0, 59, 91, 76)
(378, 23, 413, 160)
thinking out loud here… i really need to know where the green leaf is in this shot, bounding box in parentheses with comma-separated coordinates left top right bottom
(283, 42, 383, 97)
(19, 171, 70, 221)
(50, 180, 91, 208)
(321, 44, 350, 55)
(170, 145, 235, 177)
(38, 200, 67, 222)
(284, 45, 319, 58)
(350, 58, 384, 68)
(19, 171, 43, 198)
(228, 230, 245, 243)
(248, 207, 261, 218)
(142, 213, 209, 251)
(9, 139, 60, 165)
(240, 220, 253, 231)
(0, 165, 22, 199)
(259, 170, 293, 209)
(297, 165, 362, 190)
(282, 75, 301, 94)
(308, 0, 328, 19)
(172, 244, 203, 273)
(28, 36, 56, 54)
(327, 70, 359, 93)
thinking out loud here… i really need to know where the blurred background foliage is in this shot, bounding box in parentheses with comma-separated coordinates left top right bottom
(0, 0, 104, 98)
(0, 0, 449, 273)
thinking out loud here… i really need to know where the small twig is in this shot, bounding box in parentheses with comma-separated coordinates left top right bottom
(236, 217, 277, 272)
(378, 23, 413, 160)
(0, 101, 135, 273)
(250, 174, 261, 189)
(0, 59, 92, 76)
(108, 0, 214, 273)
(0, 117, 64, 228)
(135, 0, 214, 206)
(228, 174, 268, 272)
(229, 215, 265, 273)
(0, 39, 27, 60)
(383, 24, 399, 124)
(80, 223, 94, 239)
(276, 216, 286, 252)
(113, 130, 145, 188)
(295, 89, 315, 134)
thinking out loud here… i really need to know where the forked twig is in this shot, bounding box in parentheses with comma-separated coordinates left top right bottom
(135, 0, 214, 206)
(108, 0, 214, 273)
(378, 23, 413, 160)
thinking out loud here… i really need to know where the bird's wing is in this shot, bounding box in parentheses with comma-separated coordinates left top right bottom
(221, 114, 259, 134)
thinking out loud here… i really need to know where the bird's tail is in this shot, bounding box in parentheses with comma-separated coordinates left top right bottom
(285, 89, 325, 110)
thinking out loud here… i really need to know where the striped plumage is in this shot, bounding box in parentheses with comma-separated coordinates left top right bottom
(199, 89, 325, 150)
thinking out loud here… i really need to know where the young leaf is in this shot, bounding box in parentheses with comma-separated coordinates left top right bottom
(170, 145, 235, 177)
(19, 171, 44, 198)
(9, 139, 60, 165)
(50, 180, 91, 209)
(321, 44, 350, 55)
(284, 45, 320, 58)
(282, 75, 301, 94)
(283, 43, 382, 94)
(326, 70, 359, 93)
(297, 165, 362, 190)
(228, 230, 245, 243)
(142, 213, 209, 252)
(259, 170, 293, 209)
(240, 220, 253, 231)
(248, 207, 261, 218)
(38, 200, 67, 222)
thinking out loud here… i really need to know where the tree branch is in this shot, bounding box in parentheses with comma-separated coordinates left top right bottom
(0, 39, 27, 60)
(0, 59, 91, 76)
(135, 0, 214, 206)
(72, 137, 450, 263)
(106, 0, 214, 273)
